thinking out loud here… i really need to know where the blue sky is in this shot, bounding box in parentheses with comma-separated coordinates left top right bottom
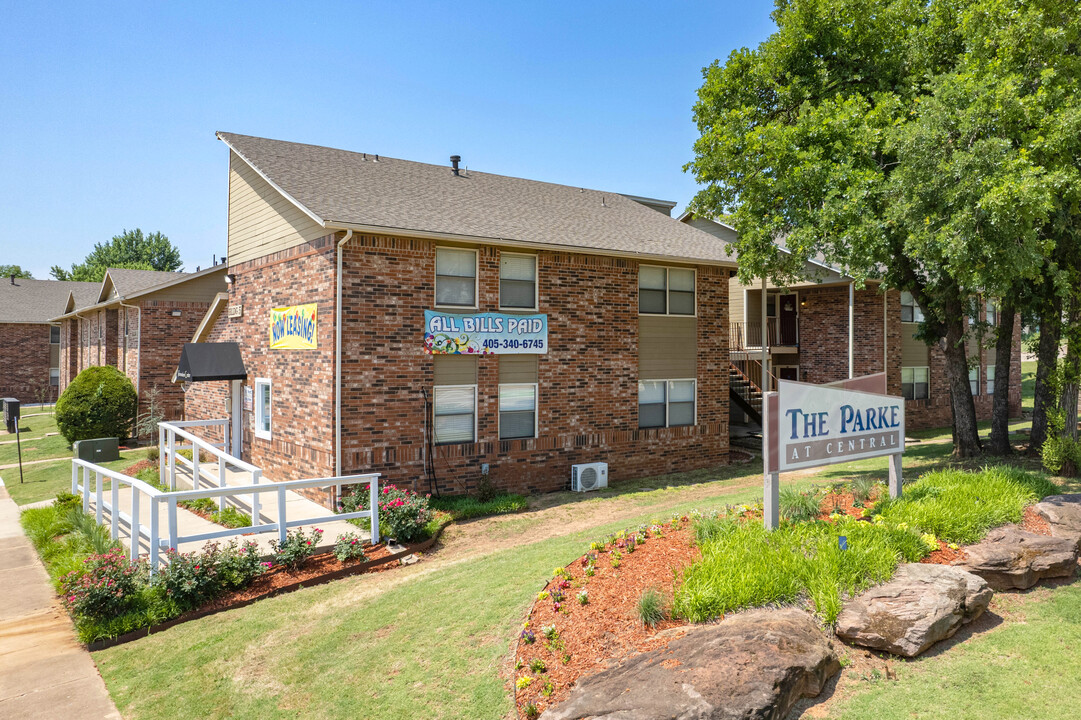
(0, 1, 777, 278)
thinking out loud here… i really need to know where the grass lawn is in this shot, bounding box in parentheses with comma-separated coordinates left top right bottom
(1, 449, 146, 506)
(0, 411, 73, 465)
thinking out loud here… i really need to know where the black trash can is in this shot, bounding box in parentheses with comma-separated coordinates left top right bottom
(2, 398, 19, 434)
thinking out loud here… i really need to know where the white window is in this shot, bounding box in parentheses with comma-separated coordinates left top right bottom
(986, 300, 997, 326)
(639, 266, 695, 316)
(49, 368, 60, 387)
(986, 365, 996, 395)
(498, 384, 536, 439)
(254, 378, 272, 440)
(500, 253, 537, 310)
(638, 379, 696, 428)
(50, 326, 60, 344)
(435, 247, 477, 307)
(900, 291, 924, 323)
(902, 367, 929, 400)
(433, 385, 476, 444)
(969, 367, 979, 395)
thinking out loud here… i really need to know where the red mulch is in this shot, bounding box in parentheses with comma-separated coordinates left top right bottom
(1021, 505, 1052, 536)
(920, 539, 968, 564)
(195, 542, 397, 612)
(123, 459, 155, 475)
(514, 522, 699, 717)
(818, 490, 877, 521)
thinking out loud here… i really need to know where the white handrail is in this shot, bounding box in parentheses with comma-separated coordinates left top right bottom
(71, 457, 380, 574)
(159, 419, 260, 516)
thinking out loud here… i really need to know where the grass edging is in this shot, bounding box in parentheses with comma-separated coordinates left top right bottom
(86, 518, 452, 652)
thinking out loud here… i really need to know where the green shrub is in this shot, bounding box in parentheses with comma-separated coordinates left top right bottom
(333, 532, 368, 563)
(217, 540, 267, 589)
(271, 527, 324, 570)
(145, 445, 160, 463)
(779, 488, 821, 524)
(873, 466, 1059, 544)
(428, 492, 529, 521)
(55, 366, 138, 443)
(155, 547, 222, 611)
(59, 551, 147, 620)
(850, 476, 879, 504)
(637, 588, 666, 627)
(54, 492, 82, 513)
(211, 506, 252, 529)
(376, 485, 434, 542)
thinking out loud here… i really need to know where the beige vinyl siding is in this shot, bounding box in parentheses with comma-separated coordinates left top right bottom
(902, 327, 929, 367)
(434, 355, 478, 385)
(227, 152, 328, 265)
(143, 270, 228, 303)
(986, 345, 997, 367)
(499, 354, 538, 384)
(745, 289, 762, 328)
(49, 344, 60, 366)
(639, 316, 696, 380)
(729, 277, 745, 325)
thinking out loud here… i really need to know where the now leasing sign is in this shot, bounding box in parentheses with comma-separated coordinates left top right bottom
(777, 380, 905, 471)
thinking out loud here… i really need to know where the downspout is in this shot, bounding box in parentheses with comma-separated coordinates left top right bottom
(883, 291, 888, 375)
(335, 229, 355, 480)
(848, 281, 855, 379)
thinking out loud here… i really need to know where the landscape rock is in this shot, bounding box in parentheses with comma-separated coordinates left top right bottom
(834, 564, 991, 658)
(539, 608, 839, 720)
(1033, 494, 1081, 549)
(955, 525, 1078, 590)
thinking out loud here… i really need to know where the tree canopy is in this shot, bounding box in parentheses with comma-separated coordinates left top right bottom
(51, 229, 182, 282)
(0, 264, 33, 278)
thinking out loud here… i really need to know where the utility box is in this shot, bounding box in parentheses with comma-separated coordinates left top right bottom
(73, 437, 120, 464)
(2, 398, 18, 434)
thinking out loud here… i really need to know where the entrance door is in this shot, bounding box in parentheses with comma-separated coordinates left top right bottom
(778, 366, 799, 381)
(778, 294, 798, 346)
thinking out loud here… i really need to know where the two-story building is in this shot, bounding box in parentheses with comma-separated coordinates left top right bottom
(181, 133, 737, 498)
(682, 215, 1023, 431)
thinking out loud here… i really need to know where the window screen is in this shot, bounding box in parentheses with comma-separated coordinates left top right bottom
(50, 326, 60, 343)
(902, 367, 929, 400)
(668, 380, 696, 426)
(638, 266, 667, 314)
(434, 385, 475, 444)
(254, 379, 272, 439)
(500, 254, 537, 309)
(638, 380, 666, 428)
(499, 384, 536, 439)
(901, 291, 925, 323)
(969, 367, 979, 395)
(986, 365, 996, 395)
(435, 248, 477, 307)
(669, 269, 695, 315)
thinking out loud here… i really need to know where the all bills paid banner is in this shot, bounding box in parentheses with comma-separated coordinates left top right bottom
(775, 379, 905, 471)
(424, 310, 548, 355)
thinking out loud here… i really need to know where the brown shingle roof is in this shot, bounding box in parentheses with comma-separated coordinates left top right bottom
(103, 268, 189, 300)
(217, 132, 737, 266)
(0, 278, 99, 323)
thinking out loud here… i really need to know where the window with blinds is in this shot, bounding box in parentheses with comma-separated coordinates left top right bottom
(902, 367, 929, 400)
(498, 384, 536, 439)
(639, 266, 695, 315)
(434, 385, 476, 444)
(986, 365, 996, 395)
(254, 379, 272, 439)
(500, 253, 537, 310)
(969, 366, 979, 396)
(435, 247, 477, 307)
(638, 379, 696, 428)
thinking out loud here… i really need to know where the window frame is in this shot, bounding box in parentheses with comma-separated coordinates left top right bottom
(49, 368, 60, 386)
(902, 366, 930, 401)
(498, 251, 539, 311)
(432, 383, 478, 445)
(253, 378, 272, 440)
(434, 246, 479, 310)
(638, 265, 697, 317)
(900, 291, 924, 324)
(969, 366, 980, 396)
(497, 382, 538, 440)
(986, 365, 996, 395)
(638, 378, 697, 428)
(50, 325, 60, 344)
(985, 300, 997, 327)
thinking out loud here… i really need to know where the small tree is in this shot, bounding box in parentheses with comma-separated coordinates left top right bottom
(135, 386, 165, 445)
(55, 366, 138, 443)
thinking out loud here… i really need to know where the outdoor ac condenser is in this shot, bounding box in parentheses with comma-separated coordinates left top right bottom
(571, 462, 608, 492)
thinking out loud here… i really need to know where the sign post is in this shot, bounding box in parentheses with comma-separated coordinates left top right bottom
(763, 373, 904, 530)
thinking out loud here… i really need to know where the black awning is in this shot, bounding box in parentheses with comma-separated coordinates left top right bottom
(175, 342, 247, 383)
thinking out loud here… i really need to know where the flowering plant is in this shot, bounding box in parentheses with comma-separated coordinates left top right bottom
(218, 539, 266, 589)
(520, 627, 536, 644)
(59, 551, 145, 620)
(376, 485, 434, 543)
(271, 527, 324, 570)
(155, 546, 222, 610)
(334, 532, 368, 563)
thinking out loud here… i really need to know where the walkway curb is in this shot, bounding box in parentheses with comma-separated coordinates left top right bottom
(0, 481, 121, 720)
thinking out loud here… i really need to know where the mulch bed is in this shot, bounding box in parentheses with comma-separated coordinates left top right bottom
(920, 539, 968, 564)
(1021, 505, 1052, 536)
(123, 459, 155, 476)
(818, 489, 879, 521)
(514, 522, 699, 717)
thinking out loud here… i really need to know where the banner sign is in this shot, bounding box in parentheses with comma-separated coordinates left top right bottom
(424, 310, 548, 355)
(775, 379, 904, 471)
(269, 303, 318, 350)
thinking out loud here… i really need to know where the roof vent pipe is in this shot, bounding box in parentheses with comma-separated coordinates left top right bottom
(9, 275, 14, 285)
(450, 155, 461, 176)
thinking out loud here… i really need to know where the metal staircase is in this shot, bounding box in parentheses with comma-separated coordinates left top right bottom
(729, 359, 776, 426)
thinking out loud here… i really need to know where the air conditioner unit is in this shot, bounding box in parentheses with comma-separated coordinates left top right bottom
(571, 462, 608, 492)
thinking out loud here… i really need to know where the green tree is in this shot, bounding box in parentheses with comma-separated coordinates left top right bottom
(686, 0, 1079, 457)
(51, 229, 182, 282)
(0, 264, 33, 278)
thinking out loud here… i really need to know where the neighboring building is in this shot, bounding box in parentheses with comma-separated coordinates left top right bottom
(54, 266, 229, 426)
(0, 276, 97, 403)
(682, 215, 1023, 431)
(182, 132, 737, 501)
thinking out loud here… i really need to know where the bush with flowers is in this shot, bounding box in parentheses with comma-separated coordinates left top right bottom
(156, 546, 222, 610)
(271, 527, 324, 570)
(334, 532, 368, 562)
(59, 551, 146, 620)
(376, 485, 434, 542)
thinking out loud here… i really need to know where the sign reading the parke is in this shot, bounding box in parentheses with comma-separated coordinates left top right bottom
(269, 303, 318, 350)
(776, 379, 904, 471)
(424, 310, 548, 355)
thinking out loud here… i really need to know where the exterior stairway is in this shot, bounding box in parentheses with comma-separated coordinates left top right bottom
(729, 363, 763, 425)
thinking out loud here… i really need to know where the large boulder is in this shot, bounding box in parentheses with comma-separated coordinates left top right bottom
(539, 608, 839, 720)
(835, 564, 991, 658)
(1033, 495, 1081, 550)
(954, 526, 1078, 590)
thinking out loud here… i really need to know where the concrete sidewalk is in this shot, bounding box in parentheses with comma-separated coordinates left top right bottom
(0, 482, 121, 719)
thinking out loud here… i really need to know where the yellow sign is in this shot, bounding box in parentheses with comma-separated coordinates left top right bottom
(269, 303, 318, 349)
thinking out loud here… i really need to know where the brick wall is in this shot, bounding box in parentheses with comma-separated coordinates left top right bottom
(185, 231, 732, 506)
(0, 323, 53, 402)
(137, 299, 210, 428)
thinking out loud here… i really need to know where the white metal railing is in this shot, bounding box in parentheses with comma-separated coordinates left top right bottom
(72, 458, 380, 575)
(159, 419, 260, 517)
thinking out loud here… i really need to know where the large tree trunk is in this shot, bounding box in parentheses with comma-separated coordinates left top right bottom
(1058, 297, 1081, 476)
(1030, 293, 1063, 453)
(942, 294, 982, 457)
(988, 301, 1016, 455)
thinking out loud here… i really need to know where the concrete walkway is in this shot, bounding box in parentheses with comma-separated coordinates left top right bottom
(0, 482, 120, 719)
